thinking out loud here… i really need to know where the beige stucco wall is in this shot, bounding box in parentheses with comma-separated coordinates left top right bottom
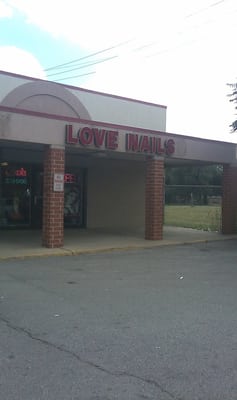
(70, 88, 167, 131)
(0, 75, 29, 102)
(87, 158, 145, 232)
(0, 71, 167, 132)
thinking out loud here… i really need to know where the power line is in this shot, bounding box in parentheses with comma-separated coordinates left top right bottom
(143, 1, 236, 58)
(44, 39, 132, 72)
(185, 0, 227, 18)
(47, 55, 117, 77)
(47, 0, 235, 83)
(53, 71, 96, 82)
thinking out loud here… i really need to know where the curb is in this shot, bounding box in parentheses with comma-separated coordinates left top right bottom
(0, 236, 236, 261)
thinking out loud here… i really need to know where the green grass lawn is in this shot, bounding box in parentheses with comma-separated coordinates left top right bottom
(164, 205, 221, 231)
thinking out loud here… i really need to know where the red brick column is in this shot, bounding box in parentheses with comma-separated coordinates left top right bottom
(145, 157, 164, 240)
(42, 146, 65, 248)
(222, 164, 237, 234)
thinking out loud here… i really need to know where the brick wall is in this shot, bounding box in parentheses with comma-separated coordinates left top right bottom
(145, 157, 164, 240)
(42, 146, 65, 247)
(222, 164, 237, 234)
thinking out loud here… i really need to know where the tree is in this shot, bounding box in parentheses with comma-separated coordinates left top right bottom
(165, 165, 222, 205)
(165, 165, 222, 186)
(227, 82, 237, 132)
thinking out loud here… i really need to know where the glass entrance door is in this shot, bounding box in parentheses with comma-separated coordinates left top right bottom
(0, 165, 31, 227)
(30, 169, 85, 228)
(0, 165, 86, 229)
(64, 172, 84, 227)
(31, 169, 43, 228)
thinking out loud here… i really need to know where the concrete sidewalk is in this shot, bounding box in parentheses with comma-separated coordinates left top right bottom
(0, 226, 236, 260)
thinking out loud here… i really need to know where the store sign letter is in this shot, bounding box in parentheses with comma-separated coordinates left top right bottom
(65, 125, 175, 156)
(126, 133, 175, 156)
(65, 125, 118, 150)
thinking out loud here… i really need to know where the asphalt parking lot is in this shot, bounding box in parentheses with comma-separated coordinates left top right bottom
(0, 240, 237, 400)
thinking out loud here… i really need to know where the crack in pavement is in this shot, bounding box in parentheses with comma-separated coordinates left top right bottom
(0, 315, 183, 400)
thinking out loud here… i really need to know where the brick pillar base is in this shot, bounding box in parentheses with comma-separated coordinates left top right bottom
(42, 146, 65, 248)
(222, 164, 237, 234)
(145, 157, 164, 240)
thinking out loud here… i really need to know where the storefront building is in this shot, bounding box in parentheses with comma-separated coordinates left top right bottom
(0, 70, 237, 247)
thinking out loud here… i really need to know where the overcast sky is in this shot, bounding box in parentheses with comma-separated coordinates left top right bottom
(0, 0, 236, 142)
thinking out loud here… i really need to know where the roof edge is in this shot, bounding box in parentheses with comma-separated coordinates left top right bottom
(0, 70, 167, 109)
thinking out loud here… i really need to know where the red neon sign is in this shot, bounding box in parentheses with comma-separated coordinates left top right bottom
(64, 173, 76, 183)
(15, 168, 27, 177)
(4, 167, 27, 177)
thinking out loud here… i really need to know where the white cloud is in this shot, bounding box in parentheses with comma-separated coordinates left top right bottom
(4, 0, 234, 50)
(0, 46, 46, 79)
(3, 1, 155, 47)
(0, 0, 13, 18)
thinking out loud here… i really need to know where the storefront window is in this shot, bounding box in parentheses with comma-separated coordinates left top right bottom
(64, 173, 81, 226)
(0, 166, 84, 228)
(0, 165, 31, 227)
